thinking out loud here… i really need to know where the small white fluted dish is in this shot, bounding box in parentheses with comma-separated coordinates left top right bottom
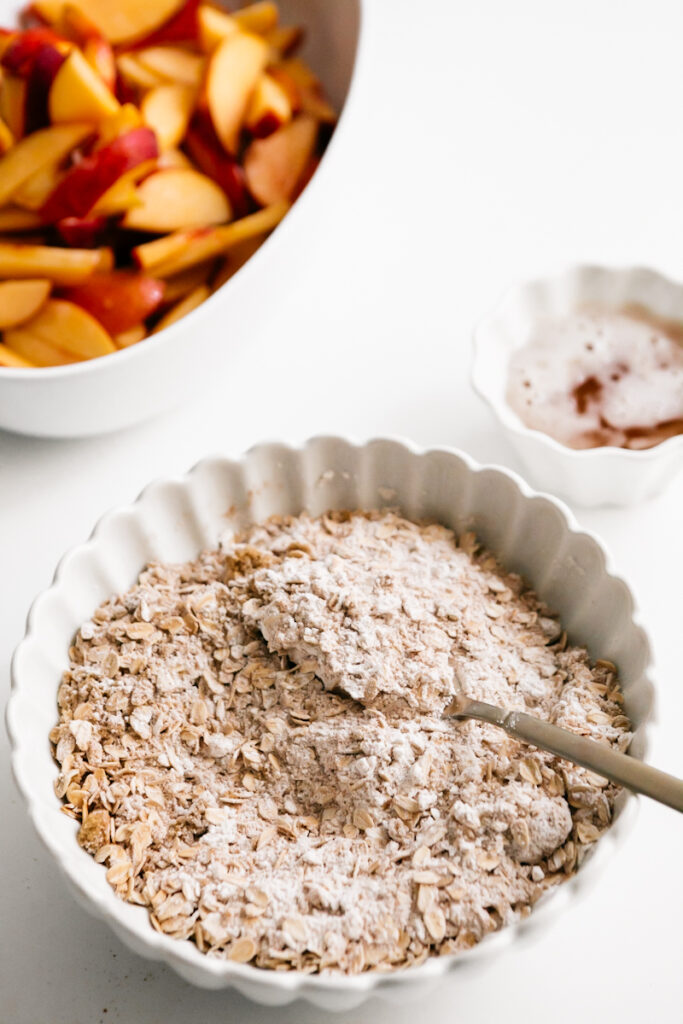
(472, 264, 683, 507)
(7, 436, 655, 1010)
(0, 0, 362, 438)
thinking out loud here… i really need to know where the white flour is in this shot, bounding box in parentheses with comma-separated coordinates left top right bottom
(53, 511, 631, 973)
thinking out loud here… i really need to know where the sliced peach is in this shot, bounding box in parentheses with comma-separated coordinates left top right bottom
(56, 215, 109, 246)
(211, 234, 264, 289)
(3, 329, 77, 366)
(116, 52, 166, 90)
(0, 278, 51, 328)
(61, 270, 164, 334)
(0, 242, 107, 283)
(245, 71, 291, 137)
(40, 126, 158, 221)
(232, 2, 278, 35)
(12, 159, 64, 210)
(205, 31, 268, 154)
(10, 297, 116, 358)
(0, 121, 92, 206)
(162, 259, 215, 302)
(60, 5, 116, 90)
(152, 282, 209, 332)
(130, 0, 199, 47)
(90, 175, 141, 216)
(49, 47, 119, 123)
(185, 107, 250, 216)
(95, 247, 114, 271)
(136, 46, 204, 88)
(23, 43, 69, 133)
(264, 25, 303, 58)
(133, 199, 289, 275)
(0, 27, 68, 76)
(122, 167, 230, 232)
(197, 4, 237, 52)
(0, 73, 27, 138)
(157, 146, 192, 169)
(114, 324, 145, 348)
(0, 341, 35, 368)
(0, 207, 42, 231)
(30, 0, 187, 46)
(0, 115, 14, 153)
(277, 57, 319, 92)
(95, 103, 142, 148)
(141, 83, 194, 150)
(243, 114, 317, 205)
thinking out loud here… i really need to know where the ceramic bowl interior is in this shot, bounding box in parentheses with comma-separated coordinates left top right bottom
(472, 265, 683, 506)
(7, 437, 655, 1009)
(474, 264, 683, 447)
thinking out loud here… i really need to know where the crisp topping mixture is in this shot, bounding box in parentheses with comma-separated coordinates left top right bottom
(52, 511, 631, 973)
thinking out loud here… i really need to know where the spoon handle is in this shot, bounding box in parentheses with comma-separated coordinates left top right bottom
(450, 699, 683, 813)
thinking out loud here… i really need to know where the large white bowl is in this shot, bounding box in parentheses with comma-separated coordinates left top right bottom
(472, 264, 683, 507)
(0, 0, 362, 438)
(7, 437, 655, 1010)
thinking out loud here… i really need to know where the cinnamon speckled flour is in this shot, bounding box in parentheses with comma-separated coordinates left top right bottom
(52, 511, 631, 972)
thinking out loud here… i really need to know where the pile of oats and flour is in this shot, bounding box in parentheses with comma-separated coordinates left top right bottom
(52, 511, 631, 973)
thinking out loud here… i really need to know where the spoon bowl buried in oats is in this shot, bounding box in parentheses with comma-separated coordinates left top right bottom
(445, 694, 683, 813)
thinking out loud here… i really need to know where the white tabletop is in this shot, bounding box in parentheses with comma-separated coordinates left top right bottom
(2, 1, 682, 1020)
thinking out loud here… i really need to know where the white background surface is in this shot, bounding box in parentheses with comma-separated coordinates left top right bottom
(2, 0, 682, 1020)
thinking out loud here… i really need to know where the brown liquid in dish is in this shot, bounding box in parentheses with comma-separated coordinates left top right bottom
(507, 305, 683, 450)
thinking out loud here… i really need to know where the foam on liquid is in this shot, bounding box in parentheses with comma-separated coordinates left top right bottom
(506, 306, 683, 450)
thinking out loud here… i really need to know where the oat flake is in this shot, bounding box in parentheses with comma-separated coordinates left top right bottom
(53, 511, 631, 973)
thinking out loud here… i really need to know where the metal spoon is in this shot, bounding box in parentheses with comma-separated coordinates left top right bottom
(444, 694, 683, 813)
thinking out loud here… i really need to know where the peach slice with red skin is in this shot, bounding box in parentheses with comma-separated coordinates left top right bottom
(29, 0, 188, 46)
(48, 47, 120, 123)
(56, 215, 109, 247)
(185, 106, 251, 217)
(121, 167, 231, 232)
(6, 297, 116, 358)
(129, 0, 199, 48)
(23, 42, 68, 132)
(205, 31, 268, 154)
(0, 121, 93, 206)
(40, 126, 158, 221)
(245, 72, 292, 138)
(95, 103, 142, 148)
(60, 270, 165, 334)
(141, 83, 194, 149)
(0, 278, 51, 328)
(0, 27, 67, 76)
(243, 114, 317, 206)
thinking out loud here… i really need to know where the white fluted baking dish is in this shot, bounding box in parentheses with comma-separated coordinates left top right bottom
(7, 437, 655, 1010)
(472, 264, 683, 506)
